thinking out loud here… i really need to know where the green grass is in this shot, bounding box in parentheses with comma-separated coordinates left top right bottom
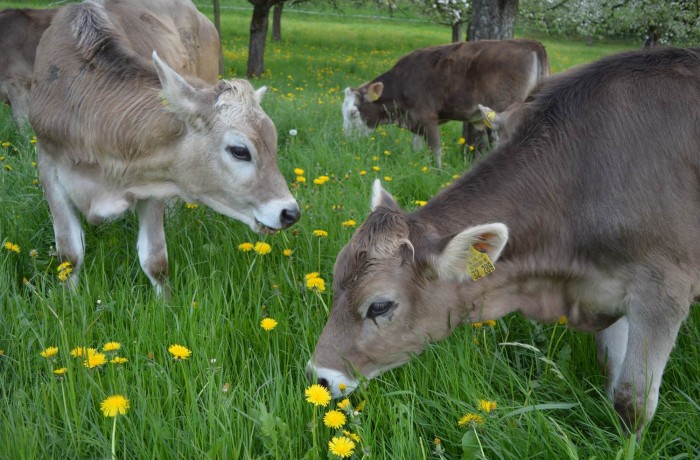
(1, 4, 699, 460)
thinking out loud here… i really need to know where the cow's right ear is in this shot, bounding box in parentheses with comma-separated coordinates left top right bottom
(152, 51, 202, 119)
(371, 179, 400, 212)
(365, 82, 383, 102)
(432, 223, 509, 282)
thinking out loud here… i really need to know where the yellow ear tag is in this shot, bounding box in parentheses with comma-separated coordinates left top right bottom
(466, 245, 495, 281)
(483, 110, 496, 129)
(368, 92, 380, 102)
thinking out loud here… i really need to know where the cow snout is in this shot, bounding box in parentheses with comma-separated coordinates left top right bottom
(280, 205, 300, 228)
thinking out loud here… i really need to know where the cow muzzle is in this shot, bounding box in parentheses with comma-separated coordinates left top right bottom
(255, 199, 300, 233)
(306, 360, 360, 399)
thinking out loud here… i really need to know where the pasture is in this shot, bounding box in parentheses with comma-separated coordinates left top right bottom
(1, 3, 699, 459)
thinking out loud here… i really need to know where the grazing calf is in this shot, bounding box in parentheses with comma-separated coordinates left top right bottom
(311, 47, 700, 433)
(29, 0, 299, 297)
(342, 39, 549, 167)
(0, 8, 56, 128)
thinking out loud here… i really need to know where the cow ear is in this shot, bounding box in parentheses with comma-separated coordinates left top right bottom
(371, 179, 400, 212)
(152, 51, 201, 118)
(365, 82, 383, 102)
(255, 85, 267, 104)
(433, 223, 509, 282)
(478, 104, 499, 129)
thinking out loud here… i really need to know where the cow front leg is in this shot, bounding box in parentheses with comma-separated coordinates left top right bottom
(136, 199, 171, 299)
(611, 290, 688, 434)
(411, 134, 425, 151)
(596, 316, 629, 400)
(425, 122, 442, 168)
(38, 149, 84, 290)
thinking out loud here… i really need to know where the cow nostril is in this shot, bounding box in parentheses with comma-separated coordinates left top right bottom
(280, 207, 300, 228)
(317, 378, 329, 389)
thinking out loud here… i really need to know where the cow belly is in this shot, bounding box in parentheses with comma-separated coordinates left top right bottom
(43, 158, 179, 224)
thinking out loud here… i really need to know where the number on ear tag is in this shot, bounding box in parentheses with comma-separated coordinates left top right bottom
(466, 246, 495, 281)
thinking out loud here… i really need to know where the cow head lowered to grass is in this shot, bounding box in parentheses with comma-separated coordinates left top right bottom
(29, 0, 299, 297)
(312, 46, 700, 433)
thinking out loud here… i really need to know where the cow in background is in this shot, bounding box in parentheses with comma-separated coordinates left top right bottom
(313, 47, 700, 433)
(342, 39, 549, 167)
(0, 8, 56, 129)
(30, 0, 299, 298)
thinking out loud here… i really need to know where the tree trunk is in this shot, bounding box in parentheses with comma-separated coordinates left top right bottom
(467, 0, 519, 41)
(213, 0, 224, 76)
(451, 22, 461, 43)
(247, 2, 273, 77)
(272, 2, 283, 42)
(643, 25, 661, 48)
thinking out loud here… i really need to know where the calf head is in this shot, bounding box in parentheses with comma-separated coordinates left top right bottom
(308, 181, 508, 397)
(342, 83, 390, 136)
(153, 52, 299, 233)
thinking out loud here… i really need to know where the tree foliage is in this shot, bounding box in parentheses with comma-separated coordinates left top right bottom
(519, 0, 700, 45)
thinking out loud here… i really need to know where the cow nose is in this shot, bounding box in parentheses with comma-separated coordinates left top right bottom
(280, 206, 300, 228)
(317, 377, 329, 389)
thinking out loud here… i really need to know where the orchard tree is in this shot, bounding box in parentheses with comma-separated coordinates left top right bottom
(468, 0, 519, 40)
(247, 0, 284, 77)
(415, 0, 471, 42)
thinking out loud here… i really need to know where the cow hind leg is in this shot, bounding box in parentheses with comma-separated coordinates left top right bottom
(425, 122, 443, 168)
(611, 282, 689, 434)
(136, 199, 171, 300)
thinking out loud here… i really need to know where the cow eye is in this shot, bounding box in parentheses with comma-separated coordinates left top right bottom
(226, 145, 251, 161)
(367, 301, 395, 319)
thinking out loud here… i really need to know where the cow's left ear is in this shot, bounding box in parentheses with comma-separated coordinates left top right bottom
(433, 223, 508, 281)
(371, 179, 400, 212)
(152, 51, 204, 119)
(365, 82, 383, 102)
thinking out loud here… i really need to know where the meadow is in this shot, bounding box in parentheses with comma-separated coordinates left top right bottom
(1, 2, 699, 459)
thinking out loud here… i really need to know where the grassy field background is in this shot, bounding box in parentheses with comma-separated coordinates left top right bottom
(1, 2, 699, 459)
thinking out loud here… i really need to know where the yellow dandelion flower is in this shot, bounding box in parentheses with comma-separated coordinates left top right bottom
(40, 346, 58, 358)
(30, 137, 37, 144)
(102, 342, 121, 352)
(337, 398, 351, 410)
(414, 200, 427, 207)
(29, 249, 38, 258)
(328, 436, 355, 458)
(306, 276, 326, 292)
(372, 166, 380, 172)
(421, 166, 429, 173)
(238, 242, 254, 252)
(305, 384, 331, 407)
(484, 320, 496, 327)
(3, 164, 12, 171)
(254, 242, 272, 255)
(260, 318, 278, 331)
(355, 400, 366, 412)
(0, 142, 10, 148)
(3, 241, 20, 253)
(100, 394, 130, 417)
(282, 248, 293, 257)
(338, 383, 347, 392)
(296, 175, 306, 183)
(478, 400, 497, 413)
(313, 175, 330, 185)
(341, 220, 356, 228)
(458, 137, 466, 145)
(185, 202, 199, 209)
(384, 176, 392, 182)
(558, 315, 568, 325)
(434, 437, 441, 445)
(323, 410, 347, 429)
(168, 344, 192, 360)
(458, 413, 484, 426)
(53, 367, 68, 375)
(313, 229, 328, 237)
(469, 145, 475, 151)
(343, 430, 361, 442)
(471, 322, 483, 328)
(383, 149, 391, 156)
(294, 168, 305, 175)
(84, 349, 107, 368)
(70, 347, 95, 358)
(359, 170, 367, 176)
(110, 357, 128, 364)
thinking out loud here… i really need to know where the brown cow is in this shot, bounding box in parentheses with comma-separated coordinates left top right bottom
(0, 7, 56, 128)
(342, 39, 549, 167)
(29, 0, 299, 297)
(311, 47, 700, 433)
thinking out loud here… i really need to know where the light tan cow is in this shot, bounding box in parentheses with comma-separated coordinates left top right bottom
(29, 0, 300, 297)
(0, 8, 56, 128)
